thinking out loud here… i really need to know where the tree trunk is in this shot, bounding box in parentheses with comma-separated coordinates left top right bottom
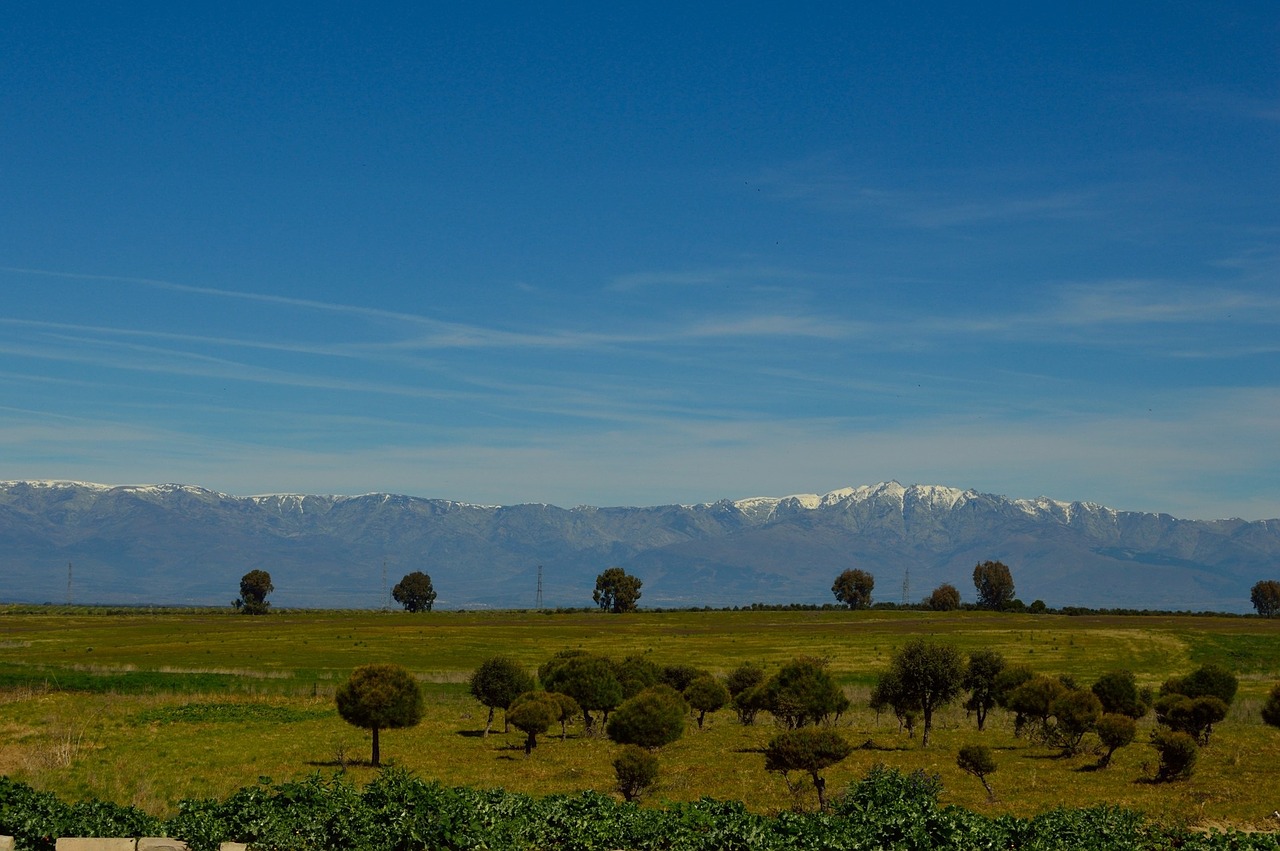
(371, 725, 381, 767)
(812, 772, 827, 811)
(697, 710, 706, 729)
(524, 732, 535, 755)
(483, 706, 494, 737)
(922, 705, 933, 747)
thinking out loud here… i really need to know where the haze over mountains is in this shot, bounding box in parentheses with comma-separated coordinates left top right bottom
(1, 480, 1276, 612)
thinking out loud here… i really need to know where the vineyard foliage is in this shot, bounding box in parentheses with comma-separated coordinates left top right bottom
(2, 767, 1276, 851)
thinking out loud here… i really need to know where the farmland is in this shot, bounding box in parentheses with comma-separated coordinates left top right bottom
(1, 606, 1278, 830)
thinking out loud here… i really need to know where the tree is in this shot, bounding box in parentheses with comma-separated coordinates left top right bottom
(763, 728, 853, 811)
(1005, 675, 1068, 742)
(869, 667, 920, 736)
(725, 662, 766, 699)
(606, 684, 686, 749)
(963, 649, 1005, 731)
(392, 571, 437, 612)
(762, 657, 849, 729)
(956, 744, 997, 800)
(507, 691, 558, 755)
(540, 652, 624, 731)
(831, 569, 874, 609)
(882, 640, 965, 746)
(615, 655, 662, 698)
(593, 567, 642, 613)
(1250, 580, 1280, 618)
(1091, 670, 1151, 719)
(613, 745, 659, 802)
(1049, 689, 1103, 754)
(335, 663, 423, 767)
(236, 569, 273, 615)
(972, 561, 1014, 610)
(926, 583, 961, 611)
(683, 676, 730, 729)
(1151, 729, 1198, 781)
(548, 692, 581, 740)
(1157, 663, 1237, 743)
(1094, 713, 1136, 768)
(469, 656, 535, 737)
(1260, 683, 1280, 728)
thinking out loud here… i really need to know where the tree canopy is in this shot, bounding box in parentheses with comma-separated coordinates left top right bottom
(764, 727, 853, 811)
(606, 684, 686, 749)
(763, 657, 849, 729)
(540, 651, 624, 730)
(335, 663, 424, 767)
(831, 569, 874, 609)
(1250, 579, 1280, 618)
(881, 639, 965, 746)
(972, 561, 1015, 610)
(236, 569, 273, 615)
(926, 583, 961, 611)
(593, 567, 642, 613)
(392, 571, 437, 613)
(469, 656, 535, 737)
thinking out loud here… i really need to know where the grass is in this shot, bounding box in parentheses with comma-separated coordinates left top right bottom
(1, 607, 1279, 829)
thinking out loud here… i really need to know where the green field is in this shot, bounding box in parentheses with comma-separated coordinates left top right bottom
(1, 607, 1278, 830)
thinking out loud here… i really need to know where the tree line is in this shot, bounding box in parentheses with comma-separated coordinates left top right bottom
(231, 564, 1280, 617)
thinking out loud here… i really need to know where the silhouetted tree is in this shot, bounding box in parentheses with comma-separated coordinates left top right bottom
(972, 561, 1015, 610)
(593, 567, 642, 613)
(832, 569, 874, 609)
(236, 569, 274, 615)
(335, 663, 423, 766)
(392, 571, 437, 612)
(1250, 580, 1280, 618)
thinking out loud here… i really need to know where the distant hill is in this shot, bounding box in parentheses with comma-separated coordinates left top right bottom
(1, 480, 1276, 612)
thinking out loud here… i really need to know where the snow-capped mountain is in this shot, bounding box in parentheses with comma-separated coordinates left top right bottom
(1, 480, 1275, 611)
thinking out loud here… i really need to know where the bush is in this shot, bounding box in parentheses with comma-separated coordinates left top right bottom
(1095, 713, 1137, 767)
(612, 745, 659, 802)
(606, 684, 686, 749)
(1262, 682, 1280, 728)
(683, 675, 730, 728)
(1092, 669, 1151, 719)
(1152, 729, 1198, 781)
(763, 727, 853, 810)
(763, 656, 849, 729)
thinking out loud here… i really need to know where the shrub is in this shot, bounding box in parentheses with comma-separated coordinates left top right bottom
(469, 656, 535, 736)
(606, 684, 686, 749)
(507, 691, 559, 755)
(1151, 729, 1198, 781)
(1092, 669, 1151, 719)
(1261, 682, 1280, 728)
(725, 661, 766, 697)
(683, 675, 730, 728)
(763, 656, 849, 729)
(1050, 689, 1103, 754)
(612, 745, 659, 802)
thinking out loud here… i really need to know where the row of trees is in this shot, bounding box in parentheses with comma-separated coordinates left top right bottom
(236, 566, 1280, 617)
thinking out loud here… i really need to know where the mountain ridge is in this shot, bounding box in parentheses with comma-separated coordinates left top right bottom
(1, 479, 1275, 612)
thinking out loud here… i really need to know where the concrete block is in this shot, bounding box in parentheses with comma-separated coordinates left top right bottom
(56, 840, 137, 851)
(218, 844, 250, 851)
(0, 834, 14, 851)
(138, 839, 189, 851)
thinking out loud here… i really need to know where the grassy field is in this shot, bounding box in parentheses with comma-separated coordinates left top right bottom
(1, 607, 1278, 830)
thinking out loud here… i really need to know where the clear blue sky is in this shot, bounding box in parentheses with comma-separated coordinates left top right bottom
(2, 4, 1277, 519)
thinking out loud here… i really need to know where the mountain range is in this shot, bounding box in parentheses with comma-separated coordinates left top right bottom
(1, 480, 1276, 612)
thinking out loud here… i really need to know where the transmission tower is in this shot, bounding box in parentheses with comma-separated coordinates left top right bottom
(901, 567, 910, 606)
(66, 562, 72, 606)
(535, 565, 543, 610)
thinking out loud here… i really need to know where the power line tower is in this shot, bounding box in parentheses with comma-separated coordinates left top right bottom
(535, 565, 543, 610)
(901, 567, 910, 607)
(382, 559, 388, 611)
(66, 562, 73, 606)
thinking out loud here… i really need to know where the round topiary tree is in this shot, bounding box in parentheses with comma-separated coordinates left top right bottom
(469, 656, 535, 737)
(956, 744, 997, 800)
(606, 684, 686, 750)
(613, 744, 659, 802)
(763, 727, 853, 811)
(335, 663, 423, 767)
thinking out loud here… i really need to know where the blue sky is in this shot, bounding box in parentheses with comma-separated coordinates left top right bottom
(2, 4, 1277, 519)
